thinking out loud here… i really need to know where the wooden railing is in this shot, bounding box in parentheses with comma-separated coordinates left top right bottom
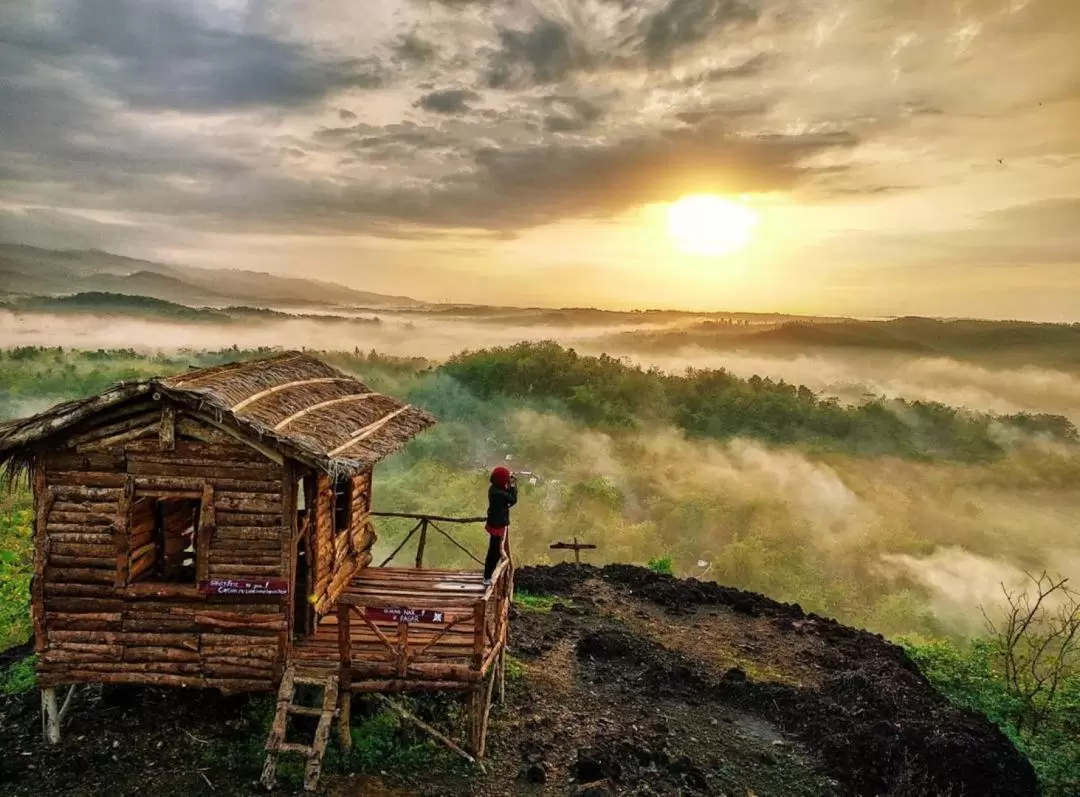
(334, 512, 515, 692)
(370, 511, 487, 569)
(333, 559, 513, 690)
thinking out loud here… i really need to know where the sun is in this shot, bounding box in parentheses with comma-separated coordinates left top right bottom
(666, 194, 760, 256)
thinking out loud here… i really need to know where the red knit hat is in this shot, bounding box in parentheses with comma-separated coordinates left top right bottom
(491, 466, 511, 487)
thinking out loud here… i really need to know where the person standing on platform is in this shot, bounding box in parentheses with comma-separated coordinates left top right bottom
(483, 466, 516, 585)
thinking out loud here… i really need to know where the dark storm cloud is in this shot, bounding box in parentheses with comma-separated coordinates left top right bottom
(1, 0, 385, 113)
(641, 0, 760, 64)
(414, 88, 482, 114)
(485, 18, 592, 88)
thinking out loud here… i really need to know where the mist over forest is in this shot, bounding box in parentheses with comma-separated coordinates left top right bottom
(3, 316, 1079, 642)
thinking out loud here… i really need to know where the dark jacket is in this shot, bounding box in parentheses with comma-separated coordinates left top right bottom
(486, 483, 517, 528)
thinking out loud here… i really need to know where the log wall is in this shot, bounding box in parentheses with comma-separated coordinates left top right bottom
(310, 470, 374, 617)
(34, 397, 288, 692)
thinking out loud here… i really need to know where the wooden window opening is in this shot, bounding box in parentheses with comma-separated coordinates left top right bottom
(128, 495, 201, 584)
(332, 475, 352, 535)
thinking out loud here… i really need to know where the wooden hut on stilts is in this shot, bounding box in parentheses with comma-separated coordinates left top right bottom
(0, 352, 514, 790)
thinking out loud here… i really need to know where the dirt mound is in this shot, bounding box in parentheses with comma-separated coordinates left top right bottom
(520, 564, 1038, 797)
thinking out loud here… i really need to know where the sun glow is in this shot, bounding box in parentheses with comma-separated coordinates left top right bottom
(666, 194, 760, 256)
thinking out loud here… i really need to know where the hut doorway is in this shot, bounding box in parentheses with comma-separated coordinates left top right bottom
(293, 534, 312, 638)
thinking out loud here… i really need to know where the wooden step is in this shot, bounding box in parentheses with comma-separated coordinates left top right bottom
(278, 742, 314, 755)
(287, 705, 324, 718)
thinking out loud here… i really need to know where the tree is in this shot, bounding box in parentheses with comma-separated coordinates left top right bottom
(981, 571, 1080, 735)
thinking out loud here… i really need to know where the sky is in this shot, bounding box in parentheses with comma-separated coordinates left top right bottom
(1, 0, 1079, 319)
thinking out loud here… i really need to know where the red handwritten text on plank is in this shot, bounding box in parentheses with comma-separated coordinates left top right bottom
(198, 578, 289, 596)
(364, 606, 446, 624)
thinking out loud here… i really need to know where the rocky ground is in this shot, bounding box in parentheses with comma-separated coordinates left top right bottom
(0, 564, 1038, 796)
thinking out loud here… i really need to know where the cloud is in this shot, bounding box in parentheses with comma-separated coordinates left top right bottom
(542, 96, 606, 133)
(395, 33, 437, 64)
(641, 0, 760, 64)
(1, 0, 1078, 300)
(414, 88, 482, 114)
(2, 0, 386, 113)
(425, 127, 857, 227)
(486, 18, 592, 88)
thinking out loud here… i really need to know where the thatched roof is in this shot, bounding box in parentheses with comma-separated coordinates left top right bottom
(0, 352, 436, 476)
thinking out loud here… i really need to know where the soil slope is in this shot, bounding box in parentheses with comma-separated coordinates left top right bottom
(0, 564, 1038, 797)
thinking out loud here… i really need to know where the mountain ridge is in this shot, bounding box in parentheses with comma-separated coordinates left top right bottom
(0, 244, 420, 308)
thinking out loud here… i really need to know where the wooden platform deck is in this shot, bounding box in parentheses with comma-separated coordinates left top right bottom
(290, 561, 512, 693)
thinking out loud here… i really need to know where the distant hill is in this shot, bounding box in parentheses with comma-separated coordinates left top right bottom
(600, 316, 1080, 368)
(0, 244, 420, 308)
(2, 293, 388, 327)
(5, 293, 232, 323)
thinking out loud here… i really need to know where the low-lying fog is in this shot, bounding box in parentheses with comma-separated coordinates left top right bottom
(5, 308, 1079, 424)
(3, 306, 1079, 635)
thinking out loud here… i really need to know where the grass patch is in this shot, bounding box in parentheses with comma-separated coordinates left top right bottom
(0, 484, 33, 652)
(0, 655, 36, 695)
(503, 654, 526, 683)
(341, 708, 436, 773)
(647, 555, 674, 576)
(513, 589, 560, 612)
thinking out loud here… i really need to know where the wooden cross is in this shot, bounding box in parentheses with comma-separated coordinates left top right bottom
(549, 537, 597, 565)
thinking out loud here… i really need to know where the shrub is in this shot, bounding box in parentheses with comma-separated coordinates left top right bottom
(647, 556, 674, 576)
(0, 656, 36, 695)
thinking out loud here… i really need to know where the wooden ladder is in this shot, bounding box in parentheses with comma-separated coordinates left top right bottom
(260, 666, 340, 792)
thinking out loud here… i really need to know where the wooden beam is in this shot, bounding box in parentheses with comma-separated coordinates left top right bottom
(415, 518, 428, 568)
(272, 394, 377, 431)
(327, 407, 411, 457)
(196, 482, 215, 584)
(113, 476, 134, 588)
(472, 601, 486, 671)
(159, 404, 176, 451)
(187, 411, 284, 465)
(42, 688, 61, 745)
(338, 604, 353, 750)
(370, 512, 486, 524)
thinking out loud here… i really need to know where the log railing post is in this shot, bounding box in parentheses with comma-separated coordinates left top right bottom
(415, 518, 428, 569)
(472, 600, 487, 671)
(337, 604, 352, 750)
(396, 620, 409, 677)
(337, 604, 351, 687)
